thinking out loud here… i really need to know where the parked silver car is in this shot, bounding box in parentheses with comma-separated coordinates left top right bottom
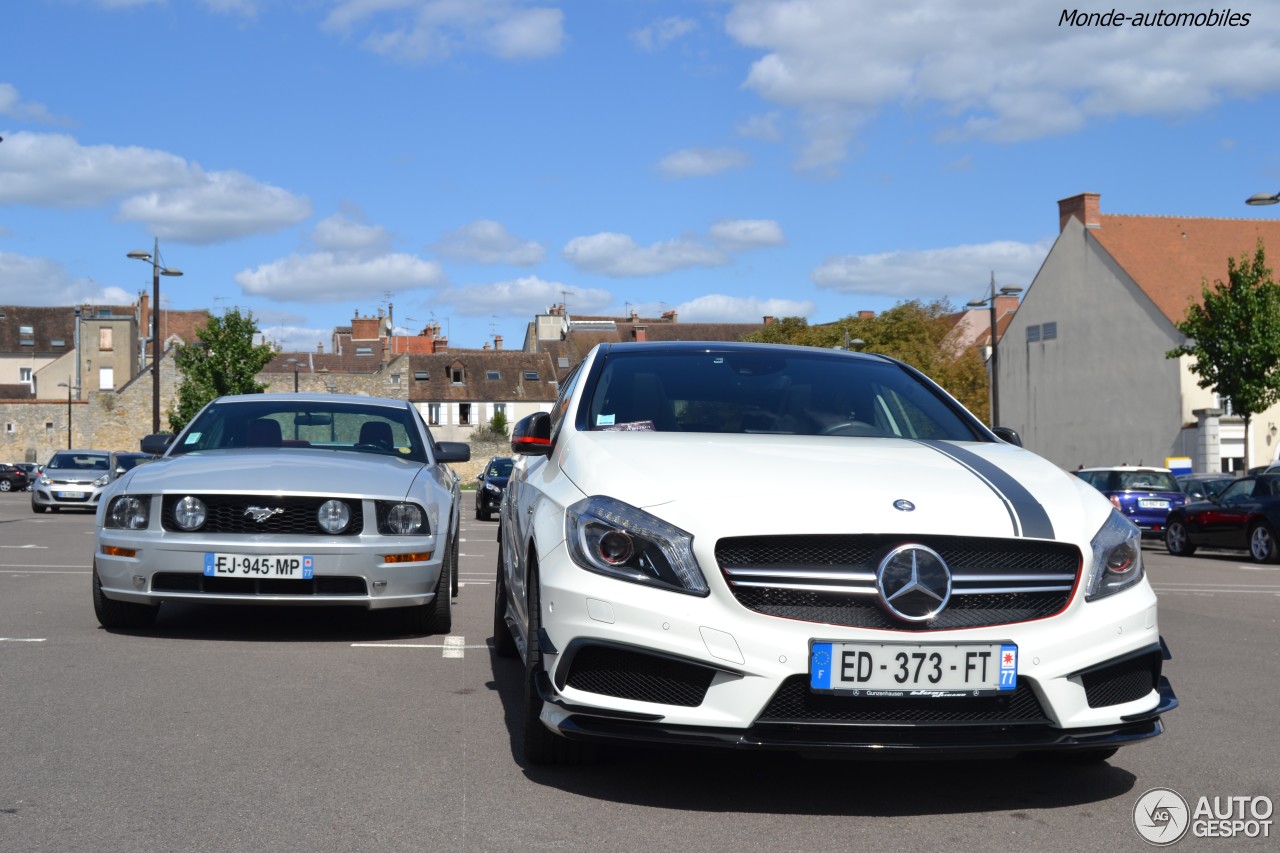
(92, 393, 469, 632)
(31, 450, 120, 512)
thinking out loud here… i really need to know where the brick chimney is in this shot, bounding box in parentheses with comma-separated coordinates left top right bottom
(858, 310, 875, 319)
(763, 316, 775, 325)
(661, 310, 678, 323)
(351, 311, 381, 340)
(633, 325, 648, 342)
(317, 342, 324, 354)
(494, 335, 503, 351)
(1058, 193, 1101, 232)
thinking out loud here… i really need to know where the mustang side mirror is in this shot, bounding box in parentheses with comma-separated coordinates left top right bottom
(992, 426, 1022, 447)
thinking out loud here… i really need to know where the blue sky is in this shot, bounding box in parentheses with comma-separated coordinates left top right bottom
(3, 0, 1280, 352)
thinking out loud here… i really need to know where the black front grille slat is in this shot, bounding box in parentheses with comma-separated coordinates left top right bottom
(152, 572, 367, 596)
(717, 534, 1081, 630)
(1081, 651, 1161, 708)
(757, 675, 1049, 724)
(161, 495, 364, 536)
(564, 645, 716, 707)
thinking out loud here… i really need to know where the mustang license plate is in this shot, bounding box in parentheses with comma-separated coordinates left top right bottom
(204, 553, 315, 579)
(809, 641, 1017, 696)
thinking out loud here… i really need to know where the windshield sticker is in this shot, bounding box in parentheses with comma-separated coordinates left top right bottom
(602, 420, 656, 432)
(184, 432, 201, 445)
(597, 413, 616, 426)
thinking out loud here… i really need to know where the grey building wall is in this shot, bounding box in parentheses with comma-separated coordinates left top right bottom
(1000, 218, 1185, 469)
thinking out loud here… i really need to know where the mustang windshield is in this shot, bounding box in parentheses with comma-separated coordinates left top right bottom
(582, 349, 984, 440)
(170, 399, 428, 462)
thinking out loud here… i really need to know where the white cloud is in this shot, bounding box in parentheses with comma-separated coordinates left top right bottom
(444, 276, 611, 317)
(0, 131, 191, 208)
(0, 84, 66, 125)
(632, 16, 698, 52)
(708, 219, 785, 250)
(811, 238, 1054, 299)
(323, 0, 565, 63)
(562, 232, 727, 277)
(725, 0, 1280, 165)
(235, 252, 445, 302)
(0, 252, 132, 305)
(312, 213, 394, 255)
(117, 170, 312, 244)
(435, 219, 545, 265)
(657, 147, 750, 178)
(735, 112, 783, 142)
(675, 293, 815, 323)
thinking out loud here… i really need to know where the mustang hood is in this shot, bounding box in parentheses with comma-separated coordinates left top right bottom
(557, 432, 1109, 544)
(119, 448, 427, 500)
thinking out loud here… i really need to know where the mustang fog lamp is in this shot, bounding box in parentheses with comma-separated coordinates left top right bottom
(317, 499, 352, 534)
(173, 496, 207, 531)
(107, 495, 150, 530)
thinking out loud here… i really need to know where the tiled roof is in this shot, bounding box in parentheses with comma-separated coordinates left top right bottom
(0, 305, 127, 354)
(407, 350, 558, 402)
(1089, 214, 1280, 325)
(0, 384, 35, 400)
(266, 352, 392, 375)
(162, 309, 211, 347)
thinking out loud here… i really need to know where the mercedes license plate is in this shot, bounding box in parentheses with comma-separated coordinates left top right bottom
(810, 641, 1017, 696)
(204, 553, 314, 579)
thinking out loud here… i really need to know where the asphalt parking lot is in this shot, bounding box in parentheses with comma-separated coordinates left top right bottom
(0, 491, 1276, 853)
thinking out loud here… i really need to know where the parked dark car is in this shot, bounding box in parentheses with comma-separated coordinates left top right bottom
(1175, 472, 1237, 502)
(1074, 466, 1188, 538)
(13, 462, 40, 487)
(1166, 474, 1280, 562)
(0, 462, 30, 493)
(474, 456, 513, 520)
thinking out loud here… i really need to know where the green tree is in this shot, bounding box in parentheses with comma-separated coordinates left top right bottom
(742, 299, 991, 417)
(167, 308, 278, 433)
(1166, 241, 1280, 468)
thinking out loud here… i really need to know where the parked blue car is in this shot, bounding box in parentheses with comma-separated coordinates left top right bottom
(1074, 466, 1188, 538)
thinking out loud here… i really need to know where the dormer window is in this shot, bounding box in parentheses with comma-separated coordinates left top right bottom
(486, 370, 500, 381)
(450, 365, 464, 385)
(356, 346, 374, 356)
(524, 371, 540, 381)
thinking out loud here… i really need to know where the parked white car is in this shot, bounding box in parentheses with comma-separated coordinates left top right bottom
(93, 393, 468, 633)
(493, 342, 1177, 764)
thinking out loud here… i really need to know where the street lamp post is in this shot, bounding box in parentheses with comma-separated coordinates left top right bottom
(1246, 192, 1279, 206)
(127, 238, 183, 434)
(286, 358, 300, 392)
(57, 379, 80, 449)
(967, 272, 1023, 426)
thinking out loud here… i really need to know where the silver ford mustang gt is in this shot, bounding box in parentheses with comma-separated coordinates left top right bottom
(93, 393, 468, 634)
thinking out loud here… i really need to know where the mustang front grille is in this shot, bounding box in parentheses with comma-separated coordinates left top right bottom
(717, 534, 1081, 630)
(160, 495, 364, 536)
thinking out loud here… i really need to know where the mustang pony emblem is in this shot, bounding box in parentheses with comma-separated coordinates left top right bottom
(244, 506, 285, 523)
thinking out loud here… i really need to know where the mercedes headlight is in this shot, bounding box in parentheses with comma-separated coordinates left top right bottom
(566, 496, 708, 596)
(1086, 509, 1144, 601)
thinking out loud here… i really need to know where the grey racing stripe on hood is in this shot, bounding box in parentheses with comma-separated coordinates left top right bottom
(915, 440, 1056, 539)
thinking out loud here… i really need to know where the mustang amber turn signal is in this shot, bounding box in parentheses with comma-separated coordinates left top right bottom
(101, 546, 137, 558)
(382, 552, 432, 564)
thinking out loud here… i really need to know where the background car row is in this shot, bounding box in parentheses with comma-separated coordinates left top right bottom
(28, 450, 156, 512)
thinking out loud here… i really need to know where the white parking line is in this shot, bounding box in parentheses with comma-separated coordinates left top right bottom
(0, 567, 90, 572)
(351, 635, 491, 657)
(0, 638, 47, 642)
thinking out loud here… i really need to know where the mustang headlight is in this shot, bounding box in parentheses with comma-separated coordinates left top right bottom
(173, 496, 207, 531)
(106, 496, 150, 529)
(1087, 509, 1144, 601)
(375, 501, 428, 535)
(566, 496, 708, 596)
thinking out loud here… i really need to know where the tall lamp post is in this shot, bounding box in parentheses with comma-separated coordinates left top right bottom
(127, 238, 183, 434)
(1246, 191, 1279, 206)
(967, 272, 1023, 426)
(286, 358, 300, 392)
(57, 379, 80, 449)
